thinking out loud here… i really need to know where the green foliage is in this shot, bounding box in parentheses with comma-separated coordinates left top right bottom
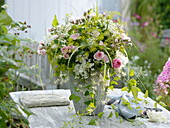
(0, 8, 32, 127)
(127, 0, 170, 101)
(88, 119, 97, 125)
(52, 15, 59, 27)
(69, 94, 81, 103)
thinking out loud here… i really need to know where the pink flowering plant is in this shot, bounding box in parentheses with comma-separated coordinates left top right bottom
(38, 9, 132, 81)
(154, 57, 170, 108)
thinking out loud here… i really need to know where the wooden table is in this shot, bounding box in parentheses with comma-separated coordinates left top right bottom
(10, 89, 170, 128)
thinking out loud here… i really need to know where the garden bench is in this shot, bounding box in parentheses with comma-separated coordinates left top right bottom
(10, 89, 170, 128)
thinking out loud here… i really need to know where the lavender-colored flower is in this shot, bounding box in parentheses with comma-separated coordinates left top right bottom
(141, 22, 149, 27)
(61, 46, 69, 54)
(99, 41, 106, 47)
(103, 55, 109, 63)
(130, 22, 139, 26)
(52, 35, 58, 40)
(48, 28, 52, 32)
(92, 30, 100, 37)
(64, 54, 69, 59)
(70, 33, 80, 40)
(133, 14, 141, 20)
(37, 49, 46, 55)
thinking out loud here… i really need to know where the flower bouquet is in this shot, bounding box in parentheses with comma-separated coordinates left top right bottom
(38, 9, 132, 115)
(154, 57, 170, 110)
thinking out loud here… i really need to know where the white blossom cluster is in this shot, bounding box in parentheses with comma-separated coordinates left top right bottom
(147, 111, 168, 123)
(73, 55, 94, 79)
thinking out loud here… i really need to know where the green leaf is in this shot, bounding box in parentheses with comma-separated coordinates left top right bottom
(52, 15, 59, 27)
(111, 104, 116, 109)
(0, 10, 13, 26)
(129, 69, 135, 76)
(84, 100, 91, 105)
(88, 119, 97, 125)
(108, 85, 114, 91)
(128, 79, 137, 86)
(154, 102, 157, 108)
(74, 87, 80, 92)
(84, 90, 89, 96)
(110, 80, 118, 85)
(69, 94, 81, 103)
(114, 77, 120, 81)
(121, 87, 128, 91)
(89, 102, 95, 108)
(98, 112, 104, 119)
(107, 111, 113, 118)
(85, 85, 92, 89)
(131, 86, 138, 99)
(115, 111, 119, 118)
(156, 96, 162, 101)
(159, 101, 166, 107)
(144, 90, 148, 98)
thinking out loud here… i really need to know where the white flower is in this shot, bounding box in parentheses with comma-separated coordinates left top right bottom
(122, 33, 131, 42)
(92, 30, 100, 37)
(147, 111, 168, 123)
(115, 50, 129, 67)
(51, 44, 57, 49)
(2, 4, 9, 9)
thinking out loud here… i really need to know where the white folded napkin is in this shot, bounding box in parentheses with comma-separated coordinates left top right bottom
(19, 93, 70, 108)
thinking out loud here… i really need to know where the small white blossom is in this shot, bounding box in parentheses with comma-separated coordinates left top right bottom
(2, 4, 9, 9)
(147, 111, 168, 123)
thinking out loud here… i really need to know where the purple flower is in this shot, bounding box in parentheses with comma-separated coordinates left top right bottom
(61, 46, 69, 54)
(64, 54, 69, 59)
(141, 22, 149, 27)
(133, 14, 141, 20)
(130, 22, 139, 26)
(99, 41, 106, 47)
(70, 33, 80, 40)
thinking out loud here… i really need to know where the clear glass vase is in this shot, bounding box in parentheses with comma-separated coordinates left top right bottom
(69, 70, 110, 116)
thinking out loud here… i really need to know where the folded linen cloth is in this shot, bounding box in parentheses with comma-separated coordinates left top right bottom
(107, 94, 162, 119)
(19, 93, 70, 108)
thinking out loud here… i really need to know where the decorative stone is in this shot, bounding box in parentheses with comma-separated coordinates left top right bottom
(19, 93, 70, 108)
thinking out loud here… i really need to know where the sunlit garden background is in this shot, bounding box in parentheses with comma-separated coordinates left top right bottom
(0, 0, 170, 127)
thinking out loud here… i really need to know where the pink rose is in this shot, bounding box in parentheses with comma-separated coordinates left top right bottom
(103, 55, 109, 63)
(70, 33, 80, 40)
(94, 51, 104, 60)
(112, 58, 122, 68)
(37, 49, 46, 55)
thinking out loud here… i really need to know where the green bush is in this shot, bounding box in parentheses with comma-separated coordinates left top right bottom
(127, 0, 170, 99)
(0, 9, 32, 127)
